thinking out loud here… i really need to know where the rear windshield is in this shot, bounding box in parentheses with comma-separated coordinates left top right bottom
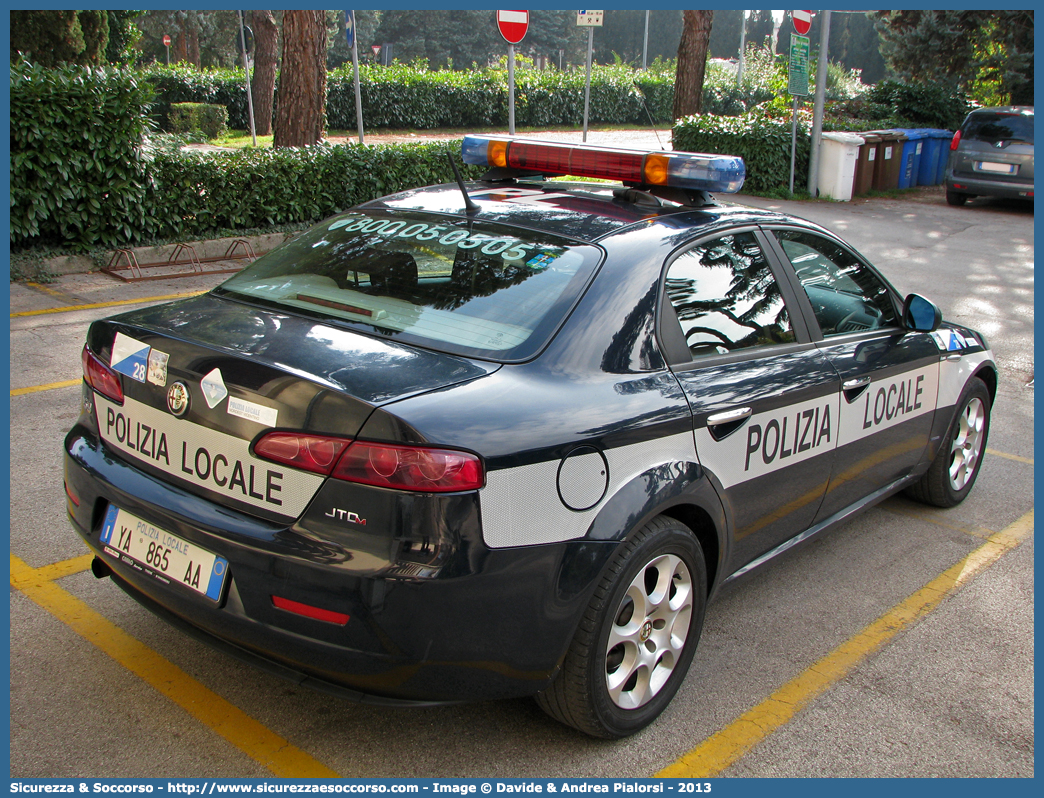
(963, 112, 1034, 145)
(217, 210, 602, 361)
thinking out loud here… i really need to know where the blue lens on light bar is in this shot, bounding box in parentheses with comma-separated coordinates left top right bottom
(667, 153, 746, 194)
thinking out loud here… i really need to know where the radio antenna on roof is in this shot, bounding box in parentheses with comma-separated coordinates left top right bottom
(446, 151, 481, 215)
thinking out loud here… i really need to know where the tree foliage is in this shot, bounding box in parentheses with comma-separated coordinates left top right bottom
(135, 10, 242, 68)
(327, 10, 382, 69)
(10, 11, 108, 66)
(373, 10, 502, 69)
(873, 11, 1033, 105)
(592, 9, 682, 66)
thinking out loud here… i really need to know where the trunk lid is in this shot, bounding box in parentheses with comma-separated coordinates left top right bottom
(88, 293, 497, 522)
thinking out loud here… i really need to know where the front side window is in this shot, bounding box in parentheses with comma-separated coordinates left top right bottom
(218, 211, 602, 361)
(773, 230, 898, 336)
(664, 231, 795, 359)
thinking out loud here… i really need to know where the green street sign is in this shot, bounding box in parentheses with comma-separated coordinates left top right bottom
(788, 34, 809, 96)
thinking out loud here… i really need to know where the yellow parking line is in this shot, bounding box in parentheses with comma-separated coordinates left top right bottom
(657, 508, 1033, 778)
(11, 379, 81, 396)
(25, 282, 74, 300)
(986, 448, 1033, 465)
(10, 553, 339, 778)
(10, 290, 206, 318)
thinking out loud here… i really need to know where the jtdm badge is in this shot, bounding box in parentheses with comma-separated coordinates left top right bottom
(200, 368, 228, 409)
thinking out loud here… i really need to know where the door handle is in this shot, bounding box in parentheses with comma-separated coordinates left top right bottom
(707, 407, 752, 426)
(842, 376, 872, 390)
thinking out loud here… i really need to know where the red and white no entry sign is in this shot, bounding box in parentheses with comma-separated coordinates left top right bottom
(793, 10, 812, 35)
(497, 9, 529, 45)
(162, 34, 171, 47)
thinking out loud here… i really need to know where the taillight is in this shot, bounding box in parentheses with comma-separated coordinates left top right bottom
(253, 433, 484, 493)
(333, 441, 484, 492)
(253, 432, 351, 476)
(81, 345, 124, 404)
(950, 130, 962, 150)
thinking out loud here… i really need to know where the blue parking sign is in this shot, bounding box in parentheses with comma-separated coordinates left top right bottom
(345, 10, 355, 48)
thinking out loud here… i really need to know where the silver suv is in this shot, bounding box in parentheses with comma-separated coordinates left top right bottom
(945, 106, 1034, 206)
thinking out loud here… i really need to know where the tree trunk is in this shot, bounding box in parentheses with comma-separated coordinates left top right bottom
(175, 12, 201, 66)
(673, 10, 714, 120)
(274, 10, 327, 148)
(250, 10, 279, 136)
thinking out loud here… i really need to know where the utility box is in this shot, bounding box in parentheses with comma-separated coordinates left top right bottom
(817, 132, 864, 201)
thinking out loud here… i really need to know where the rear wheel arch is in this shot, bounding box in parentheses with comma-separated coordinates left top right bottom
(583, 462, 726, 595)
(661, 503, 721, 593)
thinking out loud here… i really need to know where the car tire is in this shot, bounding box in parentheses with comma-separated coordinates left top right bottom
(535, 516, 707, 738)
(946, 190, 970, 206)
(905, 377, 991, 508)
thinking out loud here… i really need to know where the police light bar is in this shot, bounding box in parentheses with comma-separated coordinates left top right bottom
(461, 135, 745, 194)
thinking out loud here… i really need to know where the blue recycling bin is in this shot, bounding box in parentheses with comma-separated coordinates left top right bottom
(914, 129, 947, 185)
(934, 129, 955, 185)
(895, 129, 931, 188)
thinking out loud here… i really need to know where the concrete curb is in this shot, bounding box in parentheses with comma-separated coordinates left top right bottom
(28, 232, 293, 278)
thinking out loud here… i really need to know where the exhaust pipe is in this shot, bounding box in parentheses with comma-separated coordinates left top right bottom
(90, 556, 112, 579)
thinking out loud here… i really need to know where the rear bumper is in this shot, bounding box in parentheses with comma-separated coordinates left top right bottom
(946, 173, 1034, 200)
(65, 424, 619, 702)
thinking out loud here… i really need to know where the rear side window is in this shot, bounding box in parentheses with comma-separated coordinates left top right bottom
(963, 112, 1034, 145)
(664, 232, 795, 359)
(218, 211, 602, 361)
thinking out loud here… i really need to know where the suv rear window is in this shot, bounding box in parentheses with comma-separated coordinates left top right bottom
(963, 111, 1034, 145)
(217, 211, 602, 361)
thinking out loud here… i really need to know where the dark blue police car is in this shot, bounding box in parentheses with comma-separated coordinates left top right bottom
(65, 136, 996, 738)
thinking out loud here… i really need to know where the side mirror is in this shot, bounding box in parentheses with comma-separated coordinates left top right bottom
(902, 293, 942, 332)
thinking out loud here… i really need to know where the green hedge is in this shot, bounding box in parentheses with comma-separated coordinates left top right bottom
(145, 141, 484, 241)
(864, 79, 969, 130)
(672, 111, 811, 194)
(169, 102, 229, 139)
(141, 63, 677, 132)
(141, 64, 251, 130)
(10, 60, 156, 248)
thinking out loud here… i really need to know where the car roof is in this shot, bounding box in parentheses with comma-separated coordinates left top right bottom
(365, 180, 808, 245)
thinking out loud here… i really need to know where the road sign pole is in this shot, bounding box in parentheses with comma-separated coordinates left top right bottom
(807, 10, 831, 195)
(787, 31, 810, 195)
(352, 44, 364, 144)
(583, 27, 593, 142)
(346, 10, 364, 144)
(508, 43, 516, 135)
(737, 11, 746, 85)
(237, 11, 257, 147)
(790, 94, 799, 194)
(642, 11, 649, 69)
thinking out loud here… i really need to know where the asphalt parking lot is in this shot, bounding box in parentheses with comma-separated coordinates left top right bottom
(9, 190, 1033, 778)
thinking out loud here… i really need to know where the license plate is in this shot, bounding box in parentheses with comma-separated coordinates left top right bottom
(100, 505, 228, 601)
(978, 161, 1015, 174)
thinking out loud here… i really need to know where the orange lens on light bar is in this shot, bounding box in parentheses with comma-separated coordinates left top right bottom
(643, 153, 670, 185)
(461, 135, 745, 194)
(488, 138, 509, 168)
